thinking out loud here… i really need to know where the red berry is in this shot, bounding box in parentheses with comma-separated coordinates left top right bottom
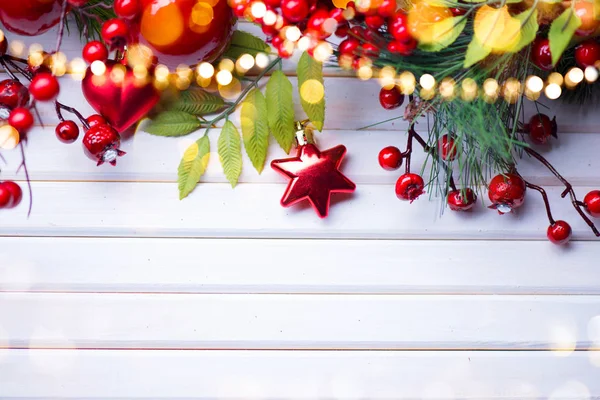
(335, 22, 349, 38)
(547, 220, 572, 245)
(232, 3, 247, 16)
(488, 173, 526, 214)
(0, 79, 30, 109)
(378, 0, 396, 17)
(395, 173, 425, 201)
(379, 86, 404, 110)
(82, 124, 124, 165)
(55, 120, 80, 144)
(583, 190, 600, 218)
(349, 26, 366, 39)
(439, 134, 458, 161)
(306, 9, 331, 39)
(68, 0, 88, 7)
(1, 181, 22, 208)
(338, 38, 360, 55)
(361, 43, 379, 57)
(574, 40, 600, 68)
(527, 114, 557, 145)
(447, 188, 477, 211)
(86, 114, 108, 129)
(101, 19, 130, 48)
(264, 0, 281, 6)
(280, 0, 309, 22)
(82, 41, 109, 64)
(114, 0, 140, 18)
(29, 73, 60, 102)
(449, 7, 466, 16)
(8, 107, 34, 132)
(531, 37, 553, 71)
(365, 15, 385, 30)
(387, 39, 416, 55)
(0, 184, 11, 208)
(378, 146, 403, 170)
(329, 8, 344, 22)
(388, 12, 412, 43)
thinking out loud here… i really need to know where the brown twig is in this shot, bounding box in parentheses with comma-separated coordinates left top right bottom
(55, 0, 69, 54)
(523, 179, 555, 225)
(18, 142, 33, 217)
(56, 102, 91, 130)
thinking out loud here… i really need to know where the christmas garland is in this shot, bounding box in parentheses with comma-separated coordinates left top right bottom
(0, 0, 599, 244)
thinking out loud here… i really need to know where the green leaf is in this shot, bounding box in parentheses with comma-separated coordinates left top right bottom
(240, 88, 269, 173)
(511, 8, 539, 53)
(224, 31, 270, 60)
(297, 52, 325, 131)
(419, 16, 467, 52)
(549, 8, 582, 65)
(218, 120, 243, 187)
(177, 136, 210, 199)
(171, 87, 226, 116)
(145, 111, 201, 137)
(463, 37, 492, 68)
(266, 70, 295, 153)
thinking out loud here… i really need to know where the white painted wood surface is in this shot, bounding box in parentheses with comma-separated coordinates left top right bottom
(1, 27, 600, 399)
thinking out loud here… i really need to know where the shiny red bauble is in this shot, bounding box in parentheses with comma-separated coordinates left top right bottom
(55, 120, 80, 143)
(531, 37, 553, 71)
(389, 12, 412, 44)
(378, 146, 402, 170)
(547, 220, 572, 245)
(447, 188, 477, 211)
(0, 0, 63, 36)
(338, 38, 360, 55)
(395, 173, 425, 201)
(101, 18, 130, 48)
(82, 124, 124, 165)
(379, 87, 404, 110)
(0, 79, 29, 109)
(82, 41, 109, 64)
(130, 0, 235, 68)
(583, 190, 600, 217)
(527, 113, 556, 145)
(575, 40, 600, 68)
(0, 180, 22, 208)
(115, 0, 140, 18)
(8, 107, 34, 132)
(488, 173, 526, 214)
(29, 73, 60, 102)
(281, 0, 309, 22)
(439, 134, 457, 161)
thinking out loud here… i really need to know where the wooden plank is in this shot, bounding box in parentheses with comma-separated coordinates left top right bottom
(1, 238, 600, 295)
(1, 181, 600, 240)
(0, 292, 598, 350)
(1, 349, 599, 399)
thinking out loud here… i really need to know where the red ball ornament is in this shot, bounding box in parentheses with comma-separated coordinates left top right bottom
(378, 146, 402, 171)
(280, 0, 309, 22)
(574, 40, 600, 68)
(395, 173, 424, 201)
(82, 124, 125, 166)
(531, 37, 553, 71)
(583, 190, 600, 218)
(114, 0, 140, 18)
(0, 183, 11, 208)
(0, 0, 63, 35)
(130, 0, 235, 68)
(388, 12, 412, 44)
(379, 86, 404, 110)
(488, 173, 526, 214)
(0, 79, 29, 109)
(447, 188, 477, 211)
(55, 120, 80, 143)
(547, 220, 572, 245)
(0, 181, 22, 208)
(439, 134, 457, 161)
(101, 18, 130, 48)
(526, 113, 557, 145)
(29, 73, 60, 102)
(8, 107, 34, 132)
(82, 41, 109, 64)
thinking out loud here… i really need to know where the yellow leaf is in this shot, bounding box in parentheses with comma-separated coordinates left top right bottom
(408, 2, 454, 44)
(474, 5, 507, 49)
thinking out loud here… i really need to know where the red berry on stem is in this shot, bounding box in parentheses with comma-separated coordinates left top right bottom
(330, 8, 344, 22)
(82, 124, 124, 165)
(531, 37, 553, 71)
(378, 0, 396, 17)
(335, 22, 349, 38)
(378, 146, 403, 170)
(389, 12, 412, 43)
(574, 40, 600, 68)
(447, 188, 477, 211)
(362, 43, 379, 57)
(55, 120, 80, 144)
(379, 86, 404, 110)
(395, 173, 425, 201)
(488, 173, 526, 214)
(114, 0, 140, 19)
(338, 38, 360, 55)
(101, 19, 130, 48)
(439, 134, 458, 161)
(68, 0, 88, 7)
(29, 73, 60, 102)
(281, 0, 309, 22)
(1, 181, 22, 208)
(365, 15, 385, 30)
(547, 220, 572, 245)
(583, 190, 600, 217)
(8, 107, 34, 132)
(0, 183, 11, 208)
(307, 9, 332, 39)
(387, 39, 416, 55)
(86, 114, 107, 129)
(527, 114, 557, 145)
(0, 79, 30, 109)
(82, 41, 109, 64)
(264, 0, 281, 6)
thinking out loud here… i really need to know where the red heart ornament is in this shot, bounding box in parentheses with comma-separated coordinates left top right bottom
(81, 61, 159, 133)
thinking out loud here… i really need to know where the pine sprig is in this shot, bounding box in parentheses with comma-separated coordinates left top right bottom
(69, 0, 115, 40)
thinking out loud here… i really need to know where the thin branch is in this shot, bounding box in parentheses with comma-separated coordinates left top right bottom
(18, 142, 33, 217)
(523, 179, 555, 225)
(55, 0, 69, 54)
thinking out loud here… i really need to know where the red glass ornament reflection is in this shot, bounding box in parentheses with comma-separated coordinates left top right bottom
(0, 0, 63, 36)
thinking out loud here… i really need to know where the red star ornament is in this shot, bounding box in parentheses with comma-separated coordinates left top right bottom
(271, 143, 356, 218)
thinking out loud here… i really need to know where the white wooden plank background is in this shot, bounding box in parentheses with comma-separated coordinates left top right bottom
(1, 26, 600, 399)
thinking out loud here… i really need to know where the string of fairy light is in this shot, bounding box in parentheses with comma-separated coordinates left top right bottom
(3, 25, 599, 104)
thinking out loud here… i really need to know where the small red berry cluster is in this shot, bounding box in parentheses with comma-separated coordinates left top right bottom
(532, 37, 600, 71)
